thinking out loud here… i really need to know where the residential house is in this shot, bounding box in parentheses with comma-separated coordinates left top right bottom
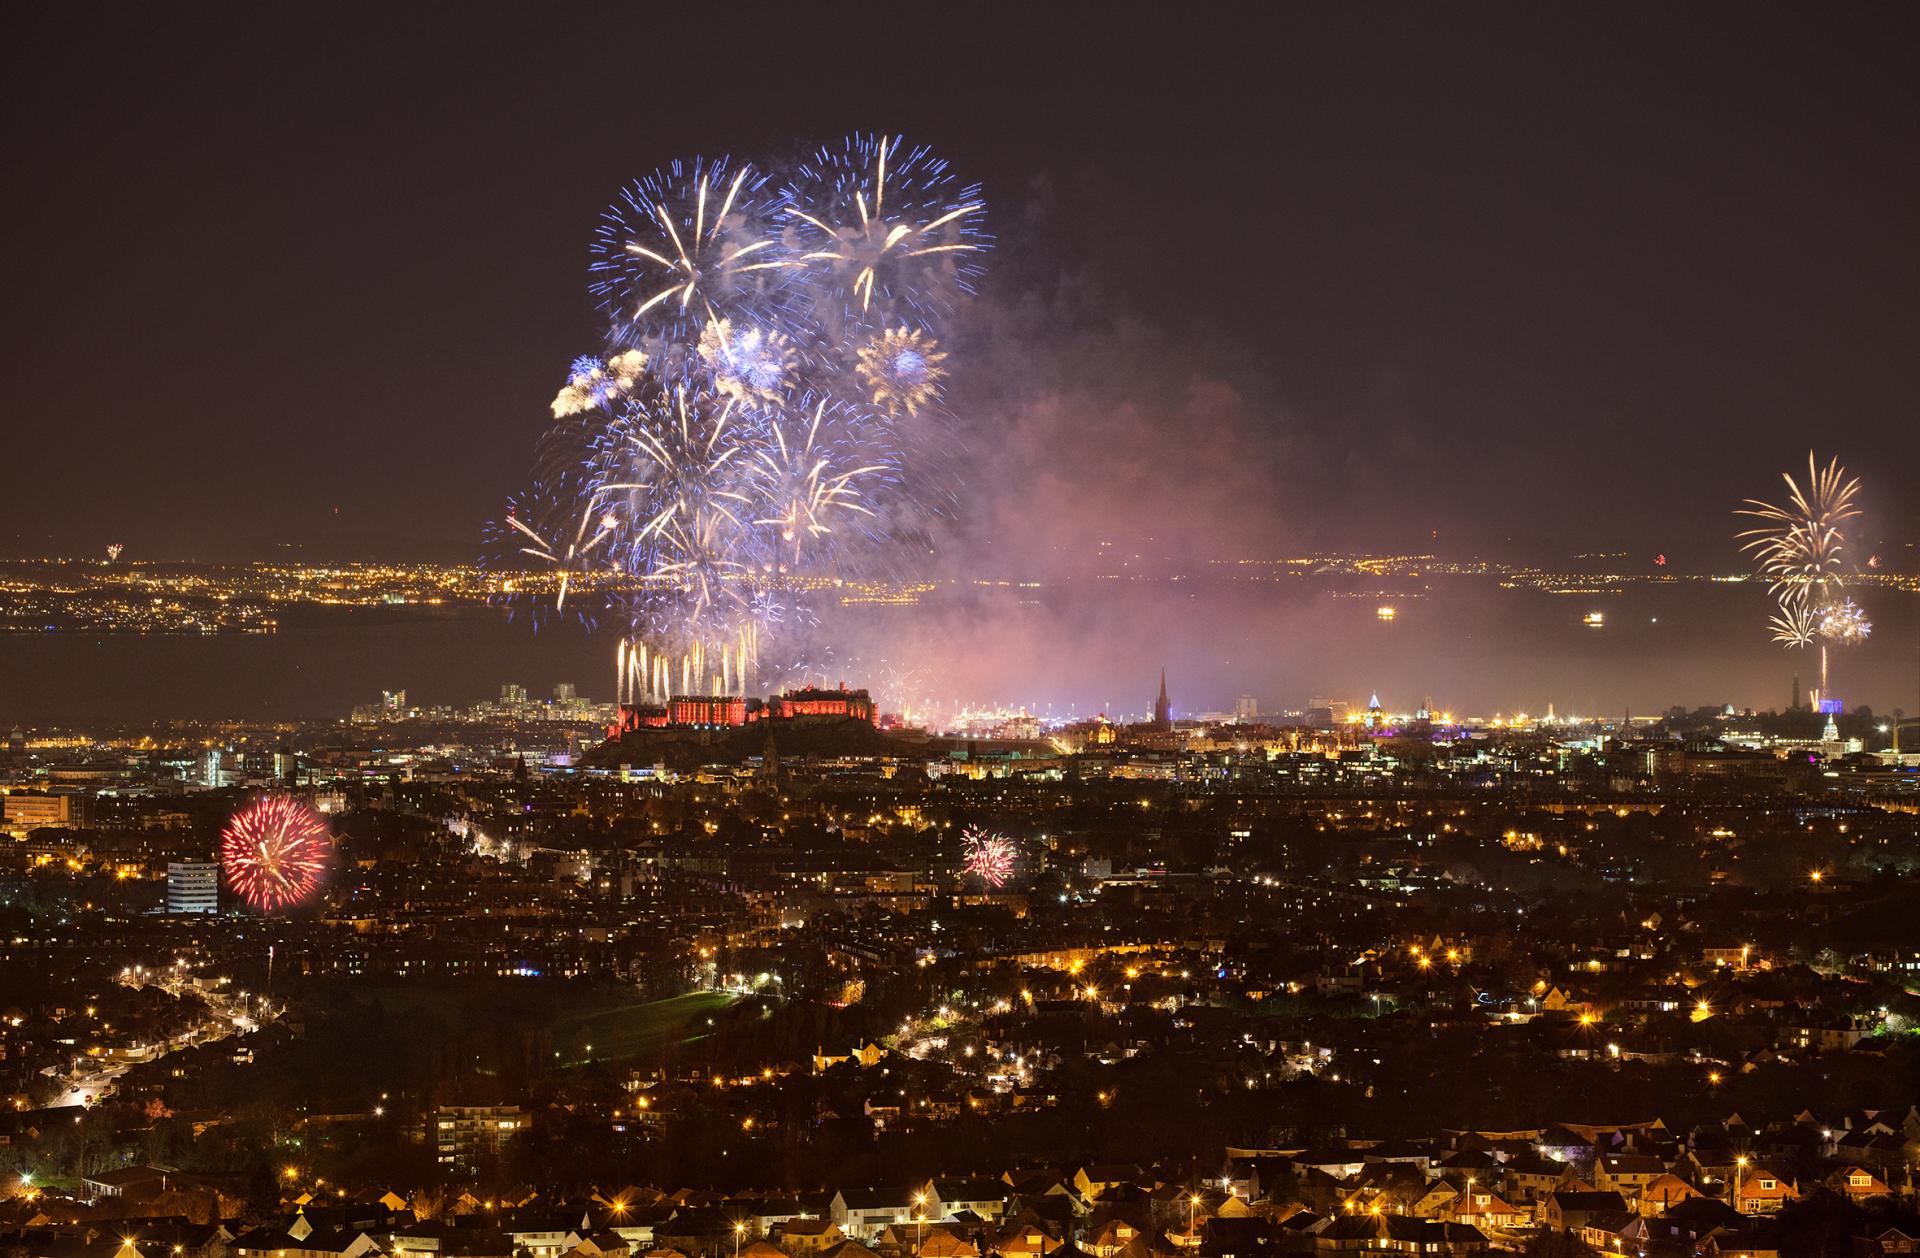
(1593, 1155, 1668, 1204)
(813, 1044, 887, 1072)
(1501, 1157, 1579, 1205)
(992, 1222, 1064, 1258)
(775, 1220, 842, 1255)
(1087, 1221, 1146, 1258)
(1075, 1168, 1145, 1204)
(1853, 1226, 1920, 1258)
(1443, 1189, 1523, 1233)
(1540, 1192, 1627, 1234)
(934, 1181, 1007, 1224)
(1314, 1215, 1487, 1255)
(1734, 1170, 1796, 1216)
(1826, 1168, 1891, 1205)
(230, 1226, 383, 1258)
(1635, 1175, 1702, 1217)
(829, 1189, 941, 1242)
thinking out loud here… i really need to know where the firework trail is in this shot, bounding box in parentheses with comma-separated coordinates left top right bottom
(104, 543, 123, 563)
(597, 382, 757, 643)
(1768, 600, 1819, 649)
(503, 495, 622, 615)
(492, 133, 988, 708)
(221, 795, 329, 913)
(961, 825, 1017, 888)
(748, 397, 887, 565)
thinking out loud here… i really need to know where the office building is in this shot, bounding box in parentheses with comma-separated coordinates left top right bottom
(167, 861, 220, 914)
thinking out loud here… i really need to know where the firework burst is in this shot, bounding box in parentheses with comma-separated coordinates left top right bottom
(494, 133, 987, 706)
(589, 157, 796, 338)
(961, 825, 1017, 888)
(1737, 452, 1869, 701)
(552, 350, 647, 418)
(698, 318, 796, 403)
(1737, 452, 1862, 607)
(783, 134, 988, 323)
(856, 327, 949, 417)
(221, 795, 329, 913)
(1818, 597, 1871, 646)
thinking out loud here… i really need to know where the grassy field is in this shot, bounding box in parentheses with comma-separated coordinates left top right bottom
(548, 990, 736, 1064)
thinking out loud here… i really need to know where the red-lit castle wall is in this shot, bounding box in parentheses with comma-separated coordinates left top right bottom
(607, 684, 875, 738)
(606, 705, 670, 738)
(667, 695, 748, 727)
(769, 685, 877, 724)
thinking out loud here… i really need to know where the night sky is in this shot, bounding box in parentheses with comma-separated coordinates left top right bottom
(5, 6, 1919, 562)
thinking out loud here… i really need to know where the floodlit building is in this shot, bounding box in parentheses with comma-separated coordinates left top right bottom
(431, 1104, 530, 1168)
(167, 860, 220, 914)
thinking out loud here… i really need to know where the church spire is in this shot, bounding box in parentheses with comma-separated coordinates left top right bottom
(1154, 668, 1171, 728)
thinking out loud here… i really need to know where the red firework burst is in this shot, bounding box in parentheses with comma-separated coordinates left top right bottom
(221, 795, 329, 912)
(961, 825, 1016, 888)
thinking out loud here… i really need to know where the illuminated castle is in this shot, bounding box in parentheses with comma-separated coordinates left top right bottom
(607, 682, 876, 737)
(771, 684, 878, 723)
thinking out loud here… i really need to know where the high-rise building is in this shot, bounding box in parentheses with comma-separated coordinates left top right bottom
(381, 689, 407, 713)
(166, 861, 219, 914)
(430, 1105, 529, 1168)
(1234, 694, 1258, 723)
(554, 682, 577, 703)
(500, 684, 527, 705)
(200, 748, 236, 788)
